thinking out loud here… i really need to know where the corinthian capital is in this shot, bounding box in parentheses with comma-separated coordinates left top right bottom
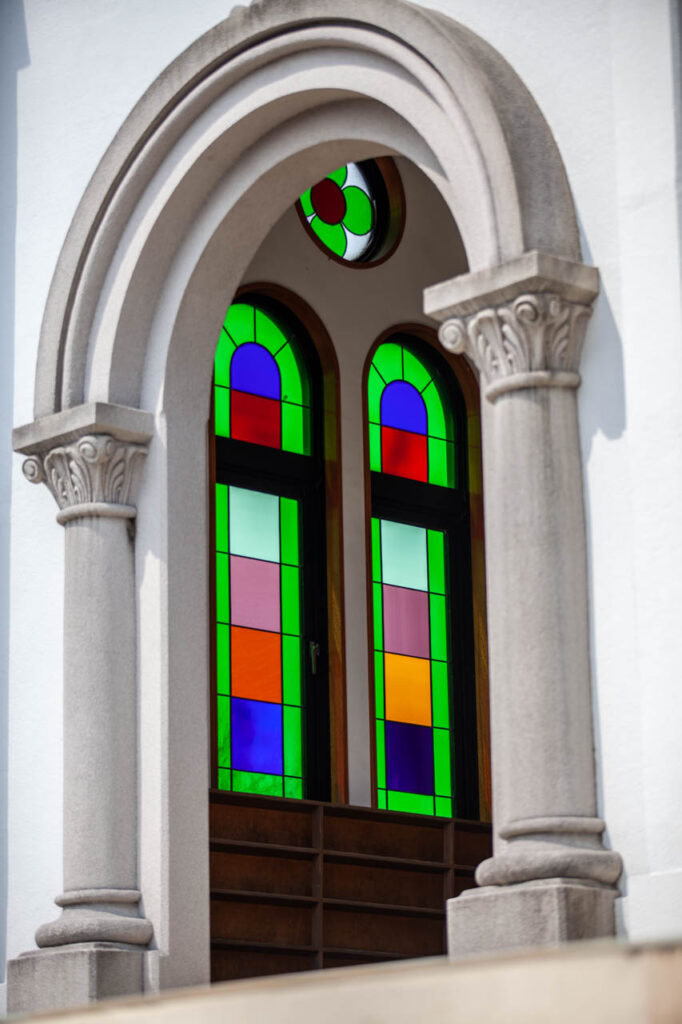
(424, 251, 600, 402)
(23, 434, 147, 524)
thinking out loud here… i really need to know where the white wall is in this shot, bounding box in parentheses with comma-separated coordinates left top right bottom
(3, 0, 682, 1002)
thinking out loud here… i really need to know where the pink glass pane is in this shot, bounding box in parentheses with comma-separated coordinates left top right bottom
(383, 584, 430, 659)
(230, 555, 280, 632)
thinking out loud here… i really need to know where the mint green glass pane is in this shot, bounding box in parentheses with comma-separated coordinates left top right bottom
(328, 165, 347, 187)
(427, 530, 446, 595)
(217, 695, 230, 768)
(369, 423, 381, 472)
(216, 553, 230, 623)
(216, 624, 230, 696)
(402, 346, 433, 393)
(300, 188, 314, 216)
(282, 634, 302, 706)
(255, 307, 287, 356)
(343, 185, 373, 235)
(380, 520, 428, 591)
(214, 329, 235, 387)
(224, 302, 255, 345)
(285, 777, 304, 799)
(428, 437, 455, 489)
(367, 365, 384, 423)
(229, 486, 279, 562)
(433, 728, 452, 797)
(377, 789, 387, 810)
(280, 497, 300, 566)
(430, 594, 448, 662)
(422, 380, 449, 440)
(372, 342, 403, 384)
(371, 518, 382, 582)
(214, 386, 230, 439)
(232, 770, 283, 796)
(435, 796, 453, 818)
(218, 768, 231, 791)
(372, 582, 383, 650)
(387, 791, 435, 816)
(282, 402, 310, 456)
(278, 343, 308, 406)
(281, 565, 301, 636)
(374, 652, 385, 718)
(215, 484, 228, 553)
(311, 217, 346, 257)
(431, 660, 450, 729)
(283, 705, 303, 778)
(376, 720, 386, 789)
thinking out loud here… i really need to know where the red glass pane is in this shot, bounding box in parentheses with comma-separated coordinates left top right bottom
(381, 426, 427, 482)
(231, 390, 281, 449)
(311, 179, 346, 224)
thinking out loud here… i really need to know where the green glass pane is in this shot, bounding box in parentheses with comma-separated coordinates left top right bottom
(433, 728, 452, 797)
(216, 624, 230, 696)
(224, 302, 255, 345)
(427, 530, 446, 595)
(431, 660, 450, 729)
(343, 185, 373, 236)
(367, 364, 384, 423)
(285, 777, 304, 799)
(376, 720, 386, 789)
(380, 520, 428, 591)
(377, 789, 387, 810)
(300, 188, 314, 217)
(403, 346, 433, 394)
(328, 165, 347, 187)
(216, 552, 230, 623)
(218, 768, 231, 791)
(214, 386, 230, 439)
(280, 497, 300, 566)
(371, 518, 382, 582)
(277, 343, 308, 406)
(281, 565, 301, 636)
(215, 329, 235, 387)
(422, 380, 449, 440)
(372, 342, 403, 384)
(282, 634, 302, 706)
(428, 437, 455, 489)
(311, 217, 346, 257)
(229, 486, 279, 562)
(435, 796, 453, 818)
(217, 695, 230, 768)
(369, 423, 381, 472)
(387, 791, 435, 816)
(255, 307, 287, 356)
(283, 705, 303, 777)
(232, 770, 283, 796)
(282, 402, 310, 456)
(374, 651, 385, 718)
(215, 484, 228, 553)
(372, 581, 383, 650)
(430, 594, 448, 662)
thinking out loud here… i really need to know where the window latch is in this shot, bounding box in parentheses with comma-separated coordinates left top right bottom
(309, 640, 321, 675)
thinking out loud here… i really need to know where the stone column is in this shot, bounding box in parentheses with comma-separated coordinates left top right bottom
(424, 252, 622, 955)
(9, 406, 154, 1014)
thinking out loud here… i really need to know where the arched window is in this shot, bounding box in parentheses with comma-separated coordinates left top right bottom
(367, 333, 480, 819)
(211, 294, 333, 801)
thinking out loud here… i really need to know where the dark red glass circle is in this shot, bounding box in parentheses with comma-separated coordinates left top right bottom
(310, 178, 346, 225)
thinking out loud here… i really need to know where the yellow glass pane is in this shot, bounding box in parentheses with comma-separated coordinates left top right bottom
(384, 653, 432, 727)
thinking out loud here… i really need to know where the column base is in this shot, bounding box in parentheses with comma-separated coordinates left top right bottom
(7, 943, 146, 1015)
(448, 879, 617, 958)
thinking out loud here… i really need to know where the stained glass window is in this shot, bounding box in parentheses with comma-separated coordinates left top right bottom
(368, 341, 455, 487)
(299, 163, 376, 262)
(214, 301, 311, 455)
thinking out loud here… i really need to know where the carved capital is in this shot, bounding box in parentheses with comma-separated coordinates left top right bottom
(22, 434, 147, 524)
(439, 292, 593, 401)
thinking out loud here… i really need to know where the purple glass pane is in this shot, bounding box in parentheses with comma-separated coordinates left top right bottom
(383, 585, 430, 659)
(230, 555, 280, 632)
(381, 380, 427, 435)
(385, 720, 434, 795)
(231, 343, 281, 400)
(232, 697, 283, 775)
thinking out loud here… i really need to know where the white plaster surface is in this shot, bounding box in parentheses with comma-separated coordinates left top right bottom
(3, 0, 682, 1006)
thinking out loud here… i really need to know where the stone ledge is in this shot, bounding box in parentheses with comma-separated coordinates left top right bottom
(13, 403, 154, 455)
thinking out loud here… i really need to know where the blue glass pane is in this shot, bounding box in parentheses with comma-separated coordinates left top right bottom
(381, 380, 427, 435)
(231, 697, 283, 775)
(231, 343, 281, 400)
(385, 720, 434, 795)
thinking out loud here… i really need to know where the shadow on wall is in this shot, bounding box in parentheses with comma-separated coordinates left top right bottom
(0, 0, 30, 984)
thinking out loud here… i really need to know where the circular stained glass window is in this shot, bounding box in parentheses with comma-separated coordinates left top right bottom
(297, 159, 403, 266)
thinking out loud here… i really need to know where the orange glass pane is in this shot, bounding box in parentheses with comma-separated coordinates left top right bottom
(384, 652, 431, 727)
(231, 626, 281, 703)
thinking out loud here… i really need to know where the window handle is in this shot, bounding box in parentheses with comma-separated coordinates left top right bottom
(309, 640, 320, 675)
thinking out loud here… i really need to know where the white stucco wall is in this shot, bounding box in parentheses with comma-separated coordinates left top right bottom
(2, 0, 681, 1007)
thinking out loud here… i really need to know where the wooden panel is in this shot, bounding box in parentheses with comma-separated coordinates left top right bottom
(324, 860, 444, 908)
(212, 945, 315, 981)
(210, 849, 314, 895)
(324, 905, 444, 956)
(211, 897, 313, 946)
